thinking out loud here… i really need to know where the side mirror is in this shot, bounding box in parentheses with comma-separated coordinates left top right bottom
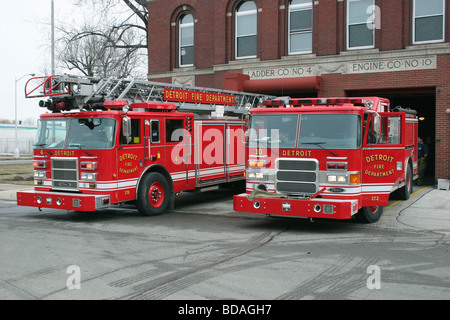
(241, 113, 250, 143)
(122, 116, 132, 143)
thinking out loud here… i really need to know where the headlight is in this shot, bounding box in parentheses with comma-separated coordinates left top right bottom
(327, 175, 347, 183)
(247, 171, 267, 180)
(34, 171, 47, 179)
(81, 172, 98, 181)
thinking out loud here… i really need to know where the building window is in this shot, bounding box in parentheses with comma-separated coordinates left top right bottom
(179, 14, 194, 67)
(236, 1, 257, 59)
(413, 0, 445, 44)
(347, 0, 375, 50)
(288, 0, 313, 54)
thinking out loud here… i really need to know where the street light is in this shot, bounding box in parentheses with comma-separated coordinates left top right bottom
(14, 73, 36, 159)
(51, 0, 55, 75)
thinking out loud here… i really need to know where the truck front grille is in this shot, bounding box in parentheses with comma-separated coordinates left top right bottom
(51, 158, 78, 191)
(275, 158, 319, 195)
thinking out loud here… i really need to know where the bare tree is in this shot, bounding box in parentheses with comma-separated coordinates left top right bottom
(55, 0, 151, 78)
(57, 22, 141, 78)
(74, 0, 150, 49)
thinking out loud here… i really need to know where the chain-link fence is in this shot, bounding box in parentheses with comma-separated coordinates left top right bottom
(0, 138, 35, 156)
(0, 127, 37, 156)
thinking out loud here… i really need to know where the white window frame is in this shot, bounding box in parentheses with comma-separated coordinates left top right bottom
(235, 1, 258, 59)
(179, 14, 194, 67)
(288, 0, 313, 55)
(346, 0, 375, 50)
(413, 0, 445, 44)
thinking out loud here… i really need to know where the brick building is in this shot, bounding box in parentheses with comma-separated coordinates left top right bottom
(147, 0, 450, 181)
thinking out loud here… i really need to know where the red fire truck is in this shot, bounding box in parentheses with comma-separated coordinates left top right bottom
(17, 75, 273, 215)
(233, 97, 418, 223)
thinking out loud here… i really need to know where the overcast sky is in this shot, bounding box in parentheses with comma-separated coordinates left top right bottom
(0, 0, 82, 123)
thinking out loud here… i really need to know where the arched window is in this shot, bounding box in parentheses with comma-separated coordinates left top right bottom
(179, 13, 194, 66)
(235, 1, 257, 59)
(289, 0, 313, 54)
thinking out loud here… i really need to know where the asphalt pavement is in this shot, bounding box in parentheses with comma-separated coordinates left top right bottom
(0, 180, 449, 300)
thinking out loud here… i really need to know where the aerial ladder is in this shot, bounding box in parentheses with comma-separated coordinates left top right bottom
(24, 74, 273, 116)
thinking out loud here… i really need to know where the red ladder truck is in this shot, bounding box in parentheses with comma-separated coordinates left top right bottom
(17, 75, 273, 215)
(233, 97, 418, 223)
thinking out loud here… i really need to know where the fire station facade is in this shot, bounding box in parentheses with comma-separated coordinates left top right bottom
(147, 0, 450, 181)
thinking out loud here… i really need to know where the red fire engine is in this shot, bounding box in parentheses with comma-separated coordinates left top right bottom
(17, 75, 273, 215)
(233, 97, 418, 223)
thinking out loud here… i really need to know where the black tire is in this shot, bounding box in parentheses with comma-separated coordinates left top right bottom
(397, 165, 413, 200)
(356, 206, 384, 223)
(136, 172, 171, 216)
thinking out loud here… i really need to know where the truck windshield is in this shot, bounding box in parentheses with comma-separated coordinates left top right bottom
(248, 114, 299, 149)
(298, 114, 361, 149)
(35, 118, 116, 149)
(248, 113, 361, 150)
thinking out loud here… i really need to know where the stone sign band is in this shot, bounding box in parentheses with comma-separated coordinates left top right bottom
(244, 55, 437, 80)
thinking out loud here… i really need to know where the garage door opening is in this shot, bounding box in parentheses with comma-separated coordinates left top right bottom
(347, 89, 436, 183)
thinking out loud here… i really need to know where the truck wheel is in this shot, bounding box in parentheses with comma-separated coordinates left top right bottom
(356, 206, 384, 223)
(397, 165, 413, 200)
(137, 172, 170, 216)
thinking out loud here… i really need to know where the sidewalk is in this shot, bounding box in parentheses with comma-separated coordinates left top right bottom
(0, 184, 33, 201)
(397, 187, 450, 235)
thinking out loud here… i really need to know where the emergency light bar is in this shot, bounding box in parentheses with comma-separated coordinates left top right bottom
(130, 102, 177, 111)
(103, 101, 178, 112)
(263, 98, 373, 108)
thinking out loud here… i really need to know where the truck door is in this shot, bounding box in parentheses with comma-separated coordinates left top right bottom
(362, 112, 405, 207)
(117, 117, 145, 202)
(195, 122, 226, 186)
(164, 117, 190, 191)
(144, 116, 165, 171)
(226, 123, 246, 182)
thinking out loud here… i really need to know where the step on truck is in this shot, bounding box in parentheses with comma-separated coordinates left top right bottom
(233, 97, 418, 223)
(17, 74, 274, 215)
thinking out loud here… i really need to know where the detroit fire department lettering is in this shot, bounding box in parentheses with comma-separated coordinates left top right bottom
(364, 154, 395, 177)
(281, 149, 312, 157)
(365, 154, 394, 163)
(119, 153, 139, 174)
(54, 150, 75, 157)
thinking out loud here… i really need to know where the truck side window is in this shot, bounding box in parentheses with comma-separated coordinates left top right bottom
(166, 119, 184, 143)
(377, 115, 401, 145)
(379, 116, 388, 144)
(150, 119, 160, 144)
(388, 116, 401, 144)
(121, 119, 141, 145)
(364, 113, 379, 145)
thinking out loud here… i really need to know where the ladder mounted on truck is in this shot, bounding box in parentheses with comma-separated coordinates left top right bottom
(25, 74, 274, 116)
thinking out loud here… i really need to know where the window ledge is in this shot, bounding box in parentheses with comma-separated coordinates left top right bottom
(340, 48, 379, 56)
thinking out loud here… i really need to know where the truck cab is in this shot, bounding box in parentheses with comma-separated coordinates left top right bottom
(234, 97, 418, 223)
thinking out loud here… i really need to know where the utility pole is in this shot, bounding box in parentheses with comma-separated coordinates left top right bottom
(51, 0, 55, 75)
(14, 74, 35, 159)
